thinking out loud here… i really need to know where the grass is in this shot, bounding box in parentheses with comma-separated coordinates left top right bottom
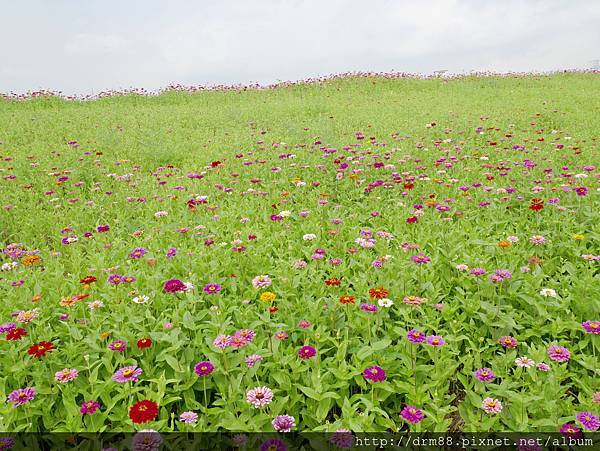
(0, 73, 598, 439)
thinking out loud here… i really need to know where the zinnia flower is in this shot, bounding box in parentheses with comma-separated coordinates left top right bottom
(54, 368, 79, 383)
(298, 345, 316, 359)
(272, 415, 296, 432)
(246, 386, 274, 408)
(194, 361, 215, 376)
(7, 387, 37, 407)
(179, 411, 198, 424)
(576, 412, 599, 431)
(482, 397, 502, 414)
(582, 321, 600, 334)
(407, 329, 426, 344)
(129, 400, 159, 424)
(80, 400, 100, 415)
(113, 365, 143, 383)
(547, 345, 570, 363)
(363, 365, 386, 382)
(400, 405, 424, 424)
(426, 335, 445, 346)
(475, 368, 495, 382)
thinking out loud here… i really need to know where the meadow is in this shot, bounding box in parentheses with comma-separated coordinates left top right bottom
(0, 73, 598, 439)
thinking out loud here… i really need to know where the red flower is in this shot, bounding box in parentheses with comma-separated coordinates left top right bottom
(269, 306, 279, 314)
(406, 216, 418, 224)
(27, 341, 55, 358)
(80, 275, 97, 284)
(529, 198, 544, 211)
(325, 278, 341, 286)
(137, 338, 152, 349)
(6, 328, 27, 341)
(129, 400, 159, 424)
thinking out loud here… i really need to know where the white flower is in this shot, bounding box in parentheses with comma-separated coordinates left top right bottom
(303, 234, 317, 241)
(279, 210, 291, 218)
(132, 295, 150, 304)
(455, 264, 469, 271)
(515, 356, 536, 368)
(154, 211, 168, 218)
(1, 262, 18, 271)
(183, 282, 195, 292)
(539, 288, 557, 298)
(507, 236, 519, 243)
(378, 298, 394, 308)
(87, 300, 104, 310)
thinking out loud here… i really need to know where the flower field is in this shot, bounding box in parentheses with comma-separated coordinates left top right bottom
(0, 73, 599, 435)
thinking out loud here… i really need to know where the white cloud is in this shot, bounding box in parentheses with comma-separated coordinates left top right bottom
(0, 0, 598, 94)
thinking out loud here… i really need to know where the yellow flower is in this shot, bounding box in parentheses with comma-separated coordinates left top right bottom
(99, 332, 111, 340)
(497, 240, 511, 249)
(260, 291, 276, 302)
(573, 234, 585, 241)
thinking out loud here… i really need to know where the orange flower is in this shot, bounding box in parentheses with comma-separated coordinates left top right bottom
(339, 295, 356, 305)
(497, 240, 511, 249)
(31, 294, 42, 303)
(325, 278, 341, 286)
(21, 255, 41, 266)
(369, 287, 389, 300)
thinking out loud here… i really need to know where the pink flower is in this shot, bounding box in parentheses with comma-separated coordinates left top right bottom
(482, 397, 502, 414)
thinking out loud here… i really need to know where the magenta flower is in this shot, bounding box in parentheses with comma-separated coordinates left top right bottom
(407, 329, 426, 344)
(560, 423, 582, 438)
(129, 247, 147, 259)
(203, 283, 221, 294)
(163, 279, 186, 293)
(400, 405, 424, 424)
(298, 345, 316, 360)
(499, 336, 518, 349)
(260, 438, 287, 451)
(410, 253, 431, 264)
(547, 345, 570, 363)
(475, 368, 495, 382)
(108, 340, 127, 352)
(582, 321, 600, 334)
(194, 361, 215, 376)
(363, 365, 386, 383)
(80, 400, 100, 415)
(213, 334, 231, 349)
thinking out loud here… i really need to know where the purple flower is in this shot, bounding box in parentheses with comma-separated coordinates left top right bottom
(245, 354, 263, 368)
(194, 361, 215, 376)
(113, 365, 142, 383)
(132, 431, 162, 451)
(166, 247, 177, 258)
(129, 247, 147, 259)
(272, 414, 296, 432)
(426, 335, 445, 346)
(213, 334, 231, 349)
(407, 329, 426, 344)
(359, 303, 378, 313)
(363, 365, 386, 383)
(475, 368, 495, 382)
(576, 412, 599, 431)
(179, 411, 198, 424)
(330, 430, 354, 449)
(7, 387, 36, 407)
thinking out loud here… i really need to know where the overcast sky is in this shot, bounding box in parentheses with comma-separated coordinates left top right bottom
(1, 0, 599, 95)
